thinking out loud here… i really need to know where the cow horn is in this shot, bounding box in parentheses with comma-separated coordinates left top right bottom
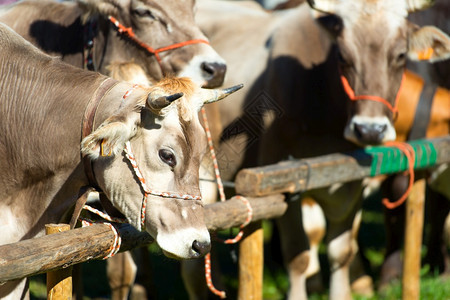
(147, 92, 184, 110)
(406, 0, 434, 12)
(202, 84, 244, 104)
(307, 0, 338, 13)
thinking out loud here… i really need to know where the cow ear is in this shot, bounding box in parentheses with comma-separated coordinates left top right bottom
(76, 0, 130, 21)
(408, 24, 450, 62)
(81, 112, 140, 160)
(316, 14, 344, 37)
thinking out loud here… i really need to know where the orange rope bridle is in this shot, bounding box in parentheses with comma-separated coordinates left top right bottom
(340, 73, 415, 209)
(381, 141, 416, 209)
(108, 16, 210, 75)
(200, 108, 254, 298)
(340, 74, 405, 118)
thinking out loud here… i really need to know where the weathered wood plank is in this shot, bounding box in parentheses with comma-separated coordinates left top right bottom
(238, 221, 263, 300)
(46, 224, 72, 300)
(235, 136, 450, 196)
(402, 179, 426, 300)
(0, 194, 285, 283)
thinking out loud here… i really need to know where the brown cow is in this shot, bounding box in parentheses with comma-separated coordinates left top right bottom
(193, 0, 450, 299)
(378, 69, 450, 289)
(0, 23, 241, 299)
(300, 69, 450, 295)
(379, 0, 450, 288)
(0, 0, 227, 88)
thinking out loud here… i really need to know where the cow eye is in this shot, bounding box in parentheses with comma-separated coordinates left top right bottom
(133, 7, 156, 20)
(338, 51, 349, 66)
(397, 52, 407, 63)
(159, 149, 176, 168)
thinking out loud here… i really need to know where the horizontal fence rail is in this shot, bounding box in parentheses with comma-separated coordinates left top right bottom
(0, 194, 285, 283)
(235, 136, 450, 196)
(0, 136, 448, 283)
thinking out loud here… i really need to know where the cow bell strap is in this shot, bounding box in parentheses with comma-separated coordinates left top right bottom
(408, 80, 437, 141)
(81, 77, 119, 189)
(69, 186, 94, 229)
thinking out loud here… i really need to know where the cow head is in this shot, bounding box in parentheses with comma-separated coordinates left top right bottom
(308, 0, 450, 146)
(81, 77, 242, 259)
(77, 0, 227, 88)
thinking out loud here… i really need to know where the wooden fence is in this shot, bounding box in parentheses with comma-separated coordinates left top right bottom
(0, 136, 449, 299)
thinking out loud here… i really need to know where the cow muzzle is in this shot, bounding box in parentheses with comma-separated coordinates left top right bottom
(157, 227, 211, 259)
(344, 115, 396, 146)
(146, 197, 211, 259)
(201, 61, 227, 88)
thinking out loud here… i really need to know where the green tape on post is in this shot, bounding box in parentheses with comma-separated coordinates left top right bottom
(365, 140, 438, 177)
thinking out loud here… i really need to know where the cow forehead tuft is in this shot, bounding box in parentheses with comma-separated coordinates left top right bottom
(155, 77, 196, 99)
(336, 0, 408, 29)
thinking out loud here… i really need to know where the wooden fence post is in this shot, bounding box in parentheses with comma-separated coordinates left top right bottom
(238, 220, 263, 300)
(46, 224, 72, 300)
(402, 179, 426, 300)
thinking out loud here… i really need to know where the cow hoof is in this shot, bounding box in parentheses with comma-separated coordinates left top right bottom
(130, 284, 147, 300)
(378, 250, 402, 291)
(351, 275, 374, 297)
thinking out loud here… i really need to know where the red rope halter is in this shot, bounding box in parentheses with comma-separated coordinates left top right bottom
(200, 108, 254, 298)
(381, 141, 416, 209)
(340, 73, 415, 209)
(340, 74, 405, 118)
(108, 16, 210, 75)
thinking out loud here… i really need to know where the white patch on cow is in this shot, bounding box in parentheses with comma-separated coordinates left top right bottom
(301, 201, 326, 277)
(328, 183, 343, 195)
(178, 52, 226, 87)
(344, 115, 396, 145)
(362, 177, 383, 199)
(191, 205, 197, 210)
(335, 0, 407, 31)
(0, 207, 26, 246)
(181, 209, 188, 220)
(156, 227, 210, 259)
(166, 23, 173, 34)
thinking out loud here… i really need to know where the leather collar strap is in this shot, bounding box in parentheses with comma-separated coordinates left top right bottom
(408, 80, 437, 140)
(81, 77, 119, 189)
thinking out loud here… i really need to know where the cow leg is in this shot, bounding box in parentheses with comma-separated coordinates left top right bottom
(349, 248, 374, 297)
(106, 251, 137, 300)
(180, 153, 220, 300)
(0, 278, 29, 300)
(132, 247, 155, 300)
(379, 174, 408, 289)
(276, 198, 310, 300)
(423, 185, 450, 274)
(301, 198, 326, 293)
(326, 210, 361, 300)
(181, 258, 208, 300)
(316, 182, 363, 300)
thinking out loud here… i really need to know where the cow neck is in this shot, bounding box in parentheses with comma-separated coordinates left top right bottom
(81, 77, 119, 189)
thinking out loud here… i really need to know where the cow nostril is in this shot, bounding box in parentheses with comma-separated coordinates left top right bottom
(201, 62, 215, 76)
(354, 123, 368, 140)
(354, 123, 387, 145)
(373, 123, 387, 134)
(201, 62, 227, 88)
(192, 240, 211, 256)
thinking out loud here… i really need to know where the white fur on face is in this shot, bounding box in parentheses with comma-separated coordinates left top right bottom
(177, 49, 226, 87)
(0, 206, 27, 245)
(156, 227, 211, 259)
